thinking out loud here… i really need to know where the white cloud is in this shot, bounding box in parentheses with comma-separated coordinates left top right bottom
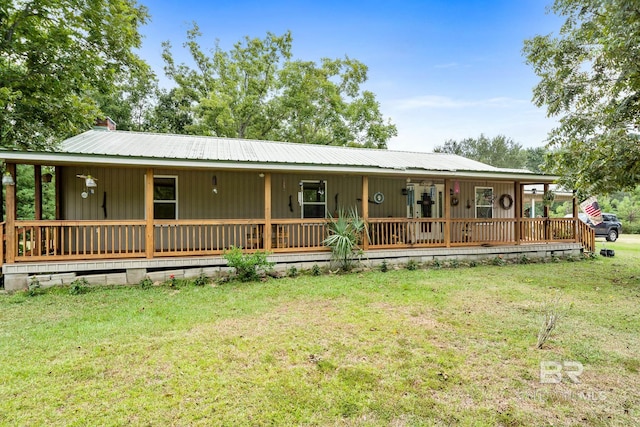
(390, 95, 528, 110)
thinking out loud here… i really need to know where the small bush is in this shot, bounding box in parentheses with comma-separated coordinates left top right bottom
(323, 208, 366, 271)
(519, 254, 530, 264)
(287, 266, 299, 278)
(311, 264, 322, 276)
(223, 246, 274, 282)
(139, 277, 153, 289)
(193, 273, 209, 287)
(69, 278, 89, 295)
(380, 260, 388, 273)
(432, 259, 441, 270)
(27, 277, 42, 297)
(406, 259, 418, 271)
(450, 259, 460, 268)
(492, 256, 505, 266)
(469, 260, 477, 267)
(168, 274, 178, 288)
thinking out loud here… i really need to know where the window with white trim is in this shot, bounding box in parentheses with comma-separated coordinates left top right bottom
(475, 186, 493, 219)
(300, 180, 326, 218)
(154, 176, 178, 219)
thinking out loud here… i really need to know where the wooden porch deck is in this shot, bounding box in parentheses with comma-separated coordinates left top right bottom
(0, 217, 595, 266)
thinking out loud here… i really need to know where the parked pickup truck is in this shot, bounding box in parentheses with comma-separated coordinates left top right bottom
(566, 212, 622, 242)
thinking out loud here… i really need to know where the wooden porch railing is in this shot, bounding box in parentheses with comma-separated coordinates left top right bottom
(13, 220, 146, 261)
(578, 220, 596, 253)
(153, 220, 266, 256)
(368, 218, 446, 247)
(2, 217, 595, 264)
(270, 219, 330, 252)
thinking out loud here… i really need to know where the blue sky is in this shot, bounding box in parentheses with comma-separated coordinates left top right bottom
(137, 0, 562, 151)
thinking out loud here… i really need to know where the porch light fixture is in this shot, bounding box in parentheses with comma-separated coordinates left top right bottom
(318, 180, 325, 196)
(2, 172, 15, 186)
(531, 188, 537, 195)
(85, 176, 97, 188)
(42, 173, 53, 183)
(258, 173, 265, 178)
(212, 175, 218, 194)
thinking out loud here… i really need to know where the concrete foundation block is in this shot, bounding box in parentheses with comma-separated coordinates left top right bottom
(51, 273, 76, 284)
(202, 267, 220, 277)
(39, 278, 64, 289)
(184, 268, 203, 279)
(4, 274, 29, 292)
(82, 274, 108, 286)
(125, 268, 147, 285)
(106, 273, 127, 285)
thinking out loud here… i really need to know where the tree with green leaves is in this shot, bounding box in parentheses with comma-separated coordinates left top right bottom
(0, 0, 151, 149)
(160, 25, 397, 148)
(523, 0, 640, 195)
(94, 64, 158, 132)
(434, 134, 529, 169)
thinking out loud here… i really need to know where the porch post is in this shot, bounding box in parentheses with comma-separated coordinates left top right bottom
(5, 163, 16, 264)
(145, 168, 154, 259)
(573, 190, 579, 243)
(34, 165, 43, 256)
(34, 165, 42, 220)
(514, 181, 521, 244)
(444, 179, 451, 248)
(543, 183, 550, 240)
(361, 175, 369, 250)
(55, 166, 62, 220)
(264, 172, 272, 251)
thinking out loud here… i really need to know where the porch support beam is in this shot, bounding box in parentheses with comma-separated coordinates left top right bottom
(34, 165, 43, 257)
(444, 179, 451, 248)
(514, 181, 521, 244)
(573, 190, 579, 243)
(55, 166, 62, 220)
(543, 183, 550, 241)
(145, 168, 154, 259)
(5, 163, 16, 264)
(264, 172, 272, 251)
(34, 165, 42, 220)
(362, 175, 369, 250)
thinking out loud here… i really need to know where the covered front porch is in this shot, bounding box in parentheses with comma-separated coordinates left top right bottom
(0, 129, 595, 290)
(1, 167, 594, 267)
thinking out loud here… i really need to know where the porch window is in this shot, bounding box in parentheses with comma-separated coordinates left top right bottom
(300, 180, 326, 218)
(475, 186, 493, 219)
(154, 176, 178, 219)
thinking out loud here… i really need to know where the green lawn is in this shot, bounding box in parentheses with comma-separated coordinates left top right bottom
(1, 238, 639, 426)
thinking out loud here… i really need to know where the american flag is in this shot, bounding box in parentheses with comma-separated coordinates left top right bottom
(580, 197, 603, 225)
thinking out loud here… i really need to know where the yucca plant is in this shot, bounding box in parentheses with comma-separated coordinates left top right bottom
(323, 207, 367, 271)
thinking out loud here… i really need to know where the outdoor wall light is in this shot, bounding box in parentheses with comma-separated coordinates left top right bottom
(2, 172, 15, 186)
(85, 176, 97, 188)
(42, 173, 53, 183)
(212, 175, 218, 194)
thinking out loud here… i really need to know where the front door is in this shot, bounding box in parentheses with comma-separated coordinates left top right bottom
(406, 183, 444, 243)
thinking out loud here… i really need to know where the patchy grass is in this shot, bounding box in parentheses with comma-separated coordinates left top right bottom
(1, 238, 639, 425)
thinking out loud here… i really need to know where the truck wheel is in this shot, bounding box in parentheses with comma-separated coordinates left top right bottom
(606, 229, 618, 242)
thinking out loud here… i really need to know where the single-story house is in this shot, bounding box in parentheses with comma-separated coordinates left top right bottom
(0, 119, 594, 290)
